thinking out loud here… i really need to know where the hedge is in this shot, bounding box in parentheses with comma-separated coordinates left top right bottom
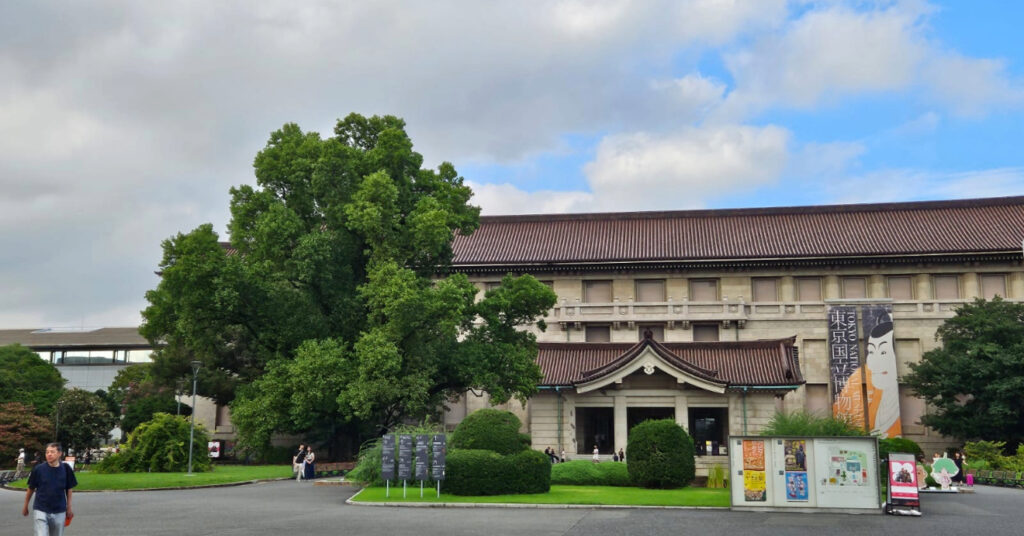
(450, 409, 529, 455)
(627, 419, 695, 488)
(551, 460, 631, 486)
(443, 448, 550, 495)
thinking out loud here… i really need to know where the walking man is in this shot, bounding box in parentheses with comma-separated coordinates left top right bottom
(16, 448, 26, 475)
(22, 443, 77, 535)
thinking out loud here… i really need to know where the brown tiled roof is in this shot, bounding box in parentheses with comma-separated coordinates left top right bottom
(536, 337, 802, 389)
(453, 196, 1024, 265)
(0, 328, 151, 350)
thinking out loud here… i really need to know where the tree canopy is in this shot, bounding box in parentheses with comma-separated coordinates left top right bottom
(904, 298, 1024, 447)
(141, 113, 556, 454)
(0, 402, 52, 465)
(0, 344, 65, 416)
(55, 388, 118, 455)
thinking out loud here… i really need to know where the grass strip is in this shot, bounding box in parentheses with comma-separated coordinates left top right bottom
(352, 484, 730, 507)
(6, 465, 292, 491)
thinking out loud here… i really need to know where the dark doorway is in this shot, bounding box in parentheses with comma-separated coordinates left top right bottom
(689, 408, 728, 455)
(627, 407, 675, 432)
(576, 407, 614, 454)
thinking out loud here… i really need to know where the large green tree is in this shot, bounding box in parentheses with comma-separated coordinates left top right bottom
(905, 298, 1024, 447)
(0, 402, 52, 466)
(54, 388, 118, 455)
(141, 113, 556, 455)
(0, 344, 65, 416)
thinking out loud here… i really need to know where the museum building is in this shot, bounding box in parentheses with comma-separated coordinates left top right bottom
(442, 195, 1024, 467)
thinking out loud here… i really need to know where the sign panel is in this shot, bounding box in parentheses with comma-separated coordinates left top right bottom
(828, 306, 864, 428)
(431, 434, 446, 481)
(415, 435, 429, 481)
(813, 438, 879, 509)
(742, 439, 766, 502)
(862, 304, 901, 438)
(381, 434, 396, 481)
(208, 441, 221, 458)
(397, 434, 413, 481)
(888, 453, 920, 509)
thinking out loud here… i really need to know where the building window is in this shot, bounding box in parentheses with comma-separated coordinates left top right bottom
(585, 325, 611, 342)
(980, 274, 1006, 299)
(635, 279, 666, 302)
(796, 277, 822, 302)
(842, 277, 867, 299)
(693, 324, 719, 342)
(584, 280, 613, 303)
(689, 279, 718, 301)
(638, 324, 665, 342)
(933, 275, 960, 300)
(887, 276, 914, 300)
(751, 278, 779, 302)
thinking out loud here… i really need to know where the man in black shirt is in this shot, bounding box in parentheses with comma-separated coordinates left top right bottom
(22, 443, 77, 535)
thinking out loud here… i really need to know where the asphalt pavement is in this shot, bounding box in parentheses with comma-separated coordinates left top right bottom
(2, 480, 1022, 536)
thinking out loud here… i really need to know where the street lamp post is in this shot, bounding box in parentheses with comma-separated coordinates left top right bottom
(187, 360, 202, 476)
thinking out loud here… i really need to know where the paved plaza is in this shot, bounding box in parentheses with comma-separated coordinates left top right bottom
(3, 481, 1023, 536)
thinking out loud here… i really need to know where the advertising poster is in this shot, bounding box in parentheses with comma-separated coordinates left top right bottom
(742, 440, 766, 502)
(785, 471, 809, 502)
(828, 306, 864, 428)
(784, 440, 806, 471)
(888, 452, 921, 513)
(862, 304, 902, 438)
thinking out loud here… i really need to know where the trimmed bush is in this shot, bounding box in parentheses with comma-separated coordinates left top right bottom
(627, 419, 695, 489)
(551, 460, 631, 486)
(450, 409, 528, 455)
(443, 448, 550, 495)
(879, 437, 923, 461)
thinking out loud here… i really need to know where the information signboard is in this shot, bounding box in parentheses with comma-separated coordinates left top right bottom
(887, 452, 921, 513)
(381, 434, 395, 481)
(397, 434, 413, 481)
(431, 434, 446, 481)
(415, 435, 429, 481)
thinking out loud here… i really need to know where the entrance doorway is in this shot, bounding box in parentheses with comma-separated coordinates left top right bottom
(689, 408, 728, 455)
(576, 407, 613, 454)
(627, 407, 675, 432)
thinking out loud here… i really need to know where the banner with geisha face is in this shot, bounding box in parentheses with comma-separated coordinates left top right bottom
(862, 304, 901, 437)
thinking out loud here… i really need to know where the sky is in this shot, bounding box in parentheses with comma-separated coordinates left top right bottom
(2, 0, 1024, 329)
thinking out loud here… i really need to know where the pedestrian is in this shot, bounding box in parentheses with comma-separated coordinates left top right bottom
(618, 448, 625, 462)
(303, 447, 316, 480)
(294, 444, 306, 481)
(953, 451, 965, 484)
(16, 448, 25, 474)
(612, 451, 619, 462)
(560, 449, 566, 463)
(22, 443, 77, 535)
(592, 445, 600, 463)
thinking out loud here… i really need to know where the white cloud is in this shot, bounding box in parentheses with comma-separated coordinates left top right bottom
(922, 53, 1024, 117)
(823, 167, 1024, 204)
(469, 182, 594, 215)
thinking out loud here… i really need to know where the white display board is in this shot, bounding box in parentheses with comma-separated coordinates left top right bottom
(729, 436, 880, 513)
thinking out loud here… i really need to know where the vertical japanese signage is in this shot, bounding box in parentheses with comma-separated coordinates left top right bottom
(381, 434, 395, 481)
(431, 434, 446, 481)
(397, 434, 413, 481)
(862, 304, 901, 438)
(415, 435, 429, 481)
(828, 306, 864, 428)
(742, 439, 766, 502)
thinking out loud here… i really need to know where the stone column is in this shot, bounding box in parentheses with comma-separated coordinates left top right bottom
(963, 272, 979, 299)
(675, 394, 689, 432)
(614, 395, 627, 454)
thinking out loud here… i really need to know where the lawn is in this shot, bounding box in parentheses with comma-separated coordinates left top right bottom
(352, 484, 730, 507)
(6, 465, 292, 491)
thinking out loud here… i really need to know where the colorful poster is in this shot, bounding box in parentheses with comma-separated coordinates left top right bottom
(822, 447, 869, 487)
(784, 440, 807, 471)
(785, 471, 809, 502)
(862, 304, 902, 438)
(889, 458, 919, 499)
(828, 306, 864, 428)
(742, 440, 766, 501)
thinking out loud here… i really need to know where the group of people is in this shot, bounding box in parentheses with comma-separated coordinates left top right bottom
(592, 446, 625, 463)
(543, 446, 565, 463)
(293, 444, 316, 481)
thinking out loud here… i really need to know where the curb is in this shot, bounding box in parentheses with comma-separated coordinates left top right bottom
(1, 477, 294, 493)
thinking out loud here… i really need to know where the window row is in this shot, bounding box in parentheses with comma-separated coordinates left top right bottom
(39, 349, 154, 365)
(584, 323, 720, 342)
(507, 274, 1010, 303)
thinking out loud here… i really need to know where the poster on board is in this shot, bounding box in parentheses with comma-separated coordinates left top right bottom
(785, 471, 809, 502)
(887, 452, 921, 513)
(742, 440, 766, 502)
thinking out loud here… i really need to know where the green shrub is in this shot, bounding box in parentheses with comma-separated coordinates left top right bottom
(551, 460, 630, 486)
(707, 464, 726, 488)
(627, 419, 695, 489)
(964, 440, 1008, 469)
(879, 437, 924, 460)
(94, 413, 211, 473)
(442, 448, 550, 495)
(759, 411, 864, 436)
(450, 409, 528, 455)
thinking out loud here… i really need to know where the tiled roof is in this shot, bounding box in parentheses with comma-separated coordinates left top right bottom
(453, 196, 1024, 265)
(536, 338, 802, 388)
(0, 328, 151, 350)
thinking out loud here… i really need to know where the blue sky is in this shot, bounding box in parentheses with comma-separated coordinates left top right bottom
(1, 0, 1023, 327)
